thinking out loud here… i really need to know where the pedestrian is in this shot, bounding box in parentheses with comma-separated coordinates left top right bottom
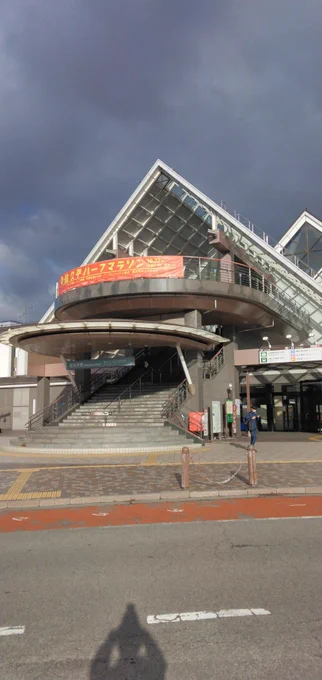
(246, 405, 258, 450)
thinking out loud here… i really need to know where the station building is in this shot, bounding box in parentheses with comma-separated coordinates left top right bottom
(1, 160, 322, 439)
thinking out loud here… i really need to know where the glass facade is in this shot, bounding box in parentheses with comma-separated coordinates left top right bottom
(283, 222, 322, 274)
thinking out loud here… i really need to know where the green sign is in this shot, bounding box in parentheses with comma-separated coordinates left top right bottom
(66, 357, 135, 370)
(226, 413, 233, 424)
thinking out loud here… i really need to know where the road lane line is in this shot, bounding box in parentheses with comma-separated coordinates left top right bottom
(147, 608, 271, 624)
(0, 626, 25, 637)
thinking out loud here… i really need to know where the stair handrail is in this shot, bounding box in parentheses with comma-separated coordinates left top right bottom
(156, 351, 179, 382)
(161, 379, 188, 419)
(203, 346, 225, 379)
(160, 379, 204, 441)
(102, 365, 160, 420)
(25, 351, 145, 430)
(101, 351, 179, 419)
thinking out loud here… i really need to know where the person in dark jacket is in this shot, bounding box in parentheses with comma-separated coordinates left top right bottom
(246, 406, 258, 449)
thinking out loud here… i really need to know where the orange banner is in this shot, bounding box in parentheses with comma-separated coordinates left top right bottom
(57, 256, 184, 296)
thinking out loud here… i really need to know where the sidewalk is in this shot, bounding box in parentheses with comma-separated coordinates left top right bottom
(1, 459, 322, 509)
(1, 432, 322, 509)
(1, 431, 322, 466)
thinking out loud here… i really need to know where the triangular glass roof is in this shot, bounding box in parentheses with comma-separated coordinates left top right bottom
(41, 159, 322, 323)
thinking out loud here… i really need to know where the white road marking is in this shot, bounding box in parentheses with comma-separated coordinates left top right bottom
(92, 512, 109, 517)
(166, 509, 184, 513)
(147, 608, 271, 625)
(0, 626, 25, 637)
(12, 517, 29, 522)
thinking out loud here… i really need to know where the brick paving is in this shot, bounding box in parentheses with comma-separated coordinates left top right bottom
(19, 462, 322, 498)
(0, 471, 19, 494)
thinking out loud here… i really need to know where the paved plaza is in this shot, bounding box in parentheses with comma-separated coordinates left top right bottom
(0, 432, 322, 506)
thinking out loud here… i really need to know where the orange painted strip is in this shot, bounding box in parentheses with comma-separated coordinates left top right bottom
(1, 496, 322, 533)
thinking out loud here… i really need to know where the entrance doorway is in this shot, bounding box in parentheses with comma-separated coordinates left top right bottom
(300, 382, 322, 432)
(282, 393, 300, 431)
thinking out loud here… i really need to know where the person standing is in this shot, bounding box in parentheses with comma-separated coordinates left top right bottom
(246, 405, 258, 450)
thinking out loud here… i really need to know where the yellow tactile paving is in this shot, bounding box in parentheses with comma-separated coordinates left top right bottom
(0, 469, 36, 501)
(145, 453, 158, 465)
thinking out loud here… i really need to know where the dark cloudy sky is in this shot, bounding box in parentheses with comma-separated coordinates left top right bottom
(1, 0, 322, 321)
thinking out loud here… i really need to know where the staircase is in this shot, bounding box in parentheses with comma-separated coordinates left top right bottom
(21, 380, 202, 451)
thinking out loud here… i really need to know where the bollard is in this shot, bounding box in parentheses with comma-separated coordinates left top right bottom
(247, 446, 257, 487)
(181, 446, 190, 489)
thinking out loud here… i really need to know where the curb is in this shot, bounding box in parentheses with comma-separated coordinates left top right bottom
(1, 443, 204, 455)
(1, 485, 322, 510)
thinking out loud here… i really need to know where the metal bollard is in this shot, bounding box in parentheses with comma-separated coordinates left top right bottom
(247, 447, 257, 487)
(181, 446, 190, 489)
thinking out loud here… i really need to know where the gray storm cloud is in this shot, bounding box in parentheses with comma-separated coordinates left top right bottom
(0, 0, 321, 320)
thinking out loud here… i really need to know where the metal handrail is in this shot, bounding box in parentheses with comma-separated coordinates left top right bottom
(219, 200, 318, 279)
(161, 379, 188, 420)
(160, 380, 204, 441)
(154, 351, 180, 382)
(102, 365, 162, 420)
(26, 364, 129, 430)
(181, 256, 310, 326)
(100, 351, 180, 421)
(203, 347, 225, 379)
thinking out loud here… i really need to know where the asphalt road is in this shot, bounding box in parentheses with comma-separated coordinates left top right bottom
(1, 518, 322, 679)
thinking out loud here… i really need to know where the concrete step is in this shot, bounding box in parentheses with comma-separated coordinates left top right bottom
(64, 415, 163, 422)
(28, 429, 179, 439)
(59, 420, 164, 430)
(81, 398, 169, 404)
(75, 407, 164, 413)
(28, 425, 171, 434)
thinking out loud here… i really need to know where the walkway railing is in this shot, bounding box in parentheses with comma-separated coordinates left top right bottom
(219, 200, 317, 279)
(181, 256, 310, 326)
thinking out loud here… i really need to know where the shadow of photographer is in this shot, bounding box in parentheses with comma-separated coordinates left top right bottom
(90, 603, 167, 679)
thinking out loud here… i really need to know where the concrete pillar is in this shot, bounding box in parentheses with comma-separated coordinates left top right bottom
(183, 310, 204, 411)
(221, 329, 241, 436)
(185, 310, 202, 329)
(220, 253, 234, 283)
(36, 377, 50, 423)
(185, 350, 204, 411)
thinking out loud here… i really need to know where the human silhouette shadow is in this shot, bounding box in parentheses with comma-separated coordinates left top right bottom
(90, 603, 167, 679)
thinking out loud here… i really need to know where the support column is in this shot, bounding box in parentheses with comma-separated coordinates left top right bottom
(36, 377, 50, 424)
(183, 310, 204, 412)
(223, 330, 241, 436)
(185, 350, 204, 411)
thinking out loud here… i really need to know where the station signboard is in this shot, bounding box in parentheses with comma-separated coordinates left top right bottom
(66, 357, 135, 370)
(259, 347, 322, 364)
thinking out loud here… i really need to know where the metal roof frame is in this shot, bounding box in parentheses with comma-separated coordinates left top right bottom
(40, 159, 322, 324)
